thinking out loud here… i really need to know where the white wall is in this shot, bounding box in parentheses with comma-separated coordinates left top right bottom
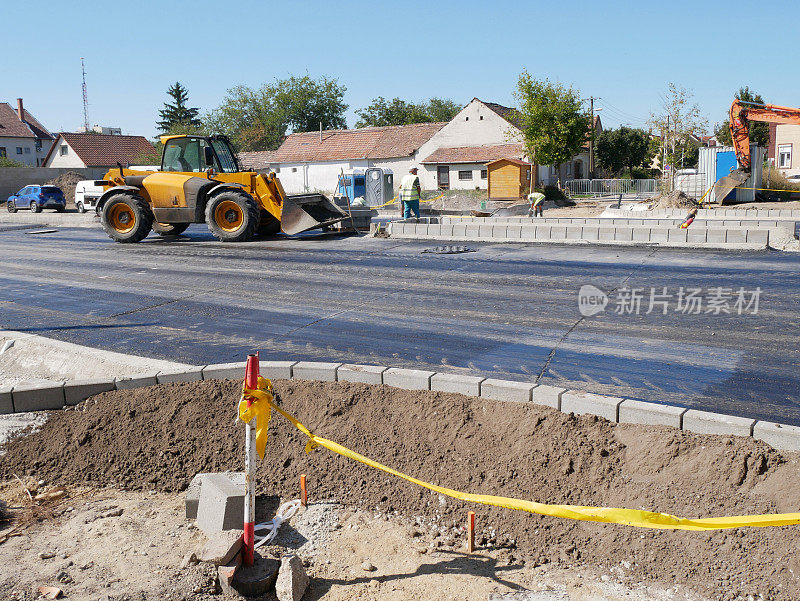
(775, 124, 800, 176)
(0, 137, 38, 166)
(274, 160, 368, 195)
(422, 163, 489, 190)
(539, 152, 589, 186)
(44, 138, 87, 168)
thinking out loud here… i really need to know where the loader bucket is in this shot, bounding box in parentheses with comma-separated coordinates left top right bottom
(713, 169, 749, 205)
(280, 193, 348, 235)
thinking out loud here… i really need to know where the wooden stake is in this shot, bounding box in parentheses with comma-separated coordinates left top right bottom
(300, 474, 307, 507)
(467, 511, 475, 553)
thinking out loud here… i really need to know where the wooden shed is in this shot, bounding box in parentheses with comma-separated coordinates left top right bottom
(486, 158, 534, 200)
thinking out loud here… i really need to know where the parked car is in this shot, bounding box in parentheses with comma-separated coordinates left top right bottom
(6, 185, 66, 213)
(75, 180, 106, 213)
(787, 174, 800, 183)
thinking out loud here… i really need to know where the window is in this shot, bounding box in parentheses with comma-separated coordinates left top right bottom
(24, 147, 30, 154)
(458, 170, 473, 180)
(465, 116, 469, 121)
(479, 115, 484, 120)
(778, 144, 792, 169)
(480, 169, 487, 179)
(60, 145, 68, 156)
(35, 140, 42, 152)
(162, 137, 202, 172)
(16, 147, 23, 154)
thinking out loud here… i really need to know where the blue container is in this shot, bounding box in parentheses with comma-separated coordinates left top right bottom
(337, 169, 366, 201)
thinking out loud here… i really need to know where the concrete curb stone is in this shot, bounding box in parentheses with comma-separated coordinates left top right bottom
(292, 361, 342, 382)
(618, 399, 687, 428)
(682, 409, 755, 437)
(479, 379, 533, 403)
(560, 391, 623, 422)
(196, 473, 246, 534)
(532, 385, 566, 410)
(383, 368, 434, 390)
(430, 373, 485, 396)
(753, 421, 800, 452)
(157, 367, 205, 384)
(115, 373, 159, 390)
(336, 364, 387, 385)
(12, 381, 65, 412)
(186, 472, 245, 519)
(63, 379, 116, 406)
(202, 363, 244, 381)
(0, 386, 13, 414)
(260, 361, 298, 380)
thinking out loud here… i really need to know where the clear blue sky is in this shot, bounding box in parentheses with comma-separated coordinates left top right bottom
(3, 0, 798, 140)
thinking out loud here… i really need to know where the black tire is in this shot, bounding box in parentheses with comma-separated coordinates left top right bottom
(76, 202, 85, 214)
(101, 193, 154, 243)
(152, 222, 190, 237)
(256, 210, 281, 236)
(55, 206, 65, 213)
(6, 201, 16, 213)
(30, 201, 41, 213)
(205, 190, 259, 242)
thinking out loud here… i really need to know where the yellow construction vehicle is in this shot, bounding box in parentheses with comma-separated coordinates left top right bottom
(96, 134, 346, 243)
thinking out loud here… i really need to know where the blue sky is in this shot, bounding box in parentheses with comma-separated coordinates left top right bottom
(3, 0, 798, 139)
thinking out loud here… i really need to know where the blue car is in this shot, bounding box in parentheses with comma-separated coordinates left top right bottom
(6, 184, 66, 213)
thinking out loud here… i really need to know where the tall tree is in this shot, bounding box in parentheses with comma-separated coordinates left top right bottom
(512, 72, 590, 187)
(595, 127, 652, 175)
(204, 75, 347, 151)
(355, 97, 460, 128)
(156, 82, 202, 133)
(648, 83, 707, 172)
(715, 86, 769, 147)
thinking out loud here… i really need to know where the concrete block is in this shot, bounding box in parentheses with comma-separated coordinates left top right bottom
(451, 224, 467, 238)
(532, 384, 566, 410)
(479, 378, 533, 403)
(614, 227, 633, 241)
(560, 390, 623, 422)
(753, 421, 800, 452)
(115, 373, 159, 390)
(649, 228, 668, 243)
(337, 364, 387, 385)
(566, 226, 582, 240)
(506, 225, 522, 239)
(520, 225, 536, 240)
(582, 226, 599, 241)
(383, 368, 434, 390)
(549, 225, 567, 240)
(479, 225, 493, 238)
(706, 229, 726, 244)
(686, 229, 707, 243)
(157, 368, 204, 384)
(618, 399, 687, 428)
(259, 361, 297, 380)
(63, 379, 116, 406)
(196, 473, 246, 534)
(430, 373, 485, 396)
(12, 382, 65, 412)
(725, 229, 747, 244)
(632, 228, 650, 242)
(492, 225, 508, 238)
(466, 224, 480, 238)
(668, 228, 688, 242)
(682, 409, 755, 437)
(199, 530, 243, 566)
(186, 472, 245, 519)
(747, 230, 768, 246)
(202, 362, 245, 381)
(0, 386, 13, 414)
(599, 226, 615, 241)
(535, 225, 552, 239)
(292, 361, 342, 382)
(427, 224, 442, 237)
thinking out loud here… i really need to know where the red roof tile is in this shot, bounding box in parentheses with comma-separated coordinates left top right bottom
(272, 122, 445, 163)
(47, 132, 156, 167)
(0, 103, 36, 138)
(421, 144, 526, 164)
(238, 150, 277, 169)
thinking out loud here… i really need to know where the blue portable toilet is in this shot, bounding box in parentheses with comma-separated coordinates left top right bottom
(337, 169, 366, 201)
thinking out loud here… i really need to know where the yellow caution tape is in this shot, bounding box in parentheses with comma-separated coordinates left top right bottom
(240, 378, 800, 530)
(237, 379, 275, 459)
(372, 192, 446, 210)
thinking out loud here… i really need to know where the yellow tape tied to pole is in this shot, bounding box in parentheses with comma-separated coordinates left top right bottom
(239, 378, 800, 531)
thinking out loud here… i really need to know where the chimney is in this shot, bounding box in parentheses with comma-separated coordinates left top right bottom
(16, 98, 24, 122)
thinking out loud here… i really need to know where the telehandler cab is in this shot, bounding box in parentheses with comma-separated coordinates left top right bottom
(96, 134, 346, 242)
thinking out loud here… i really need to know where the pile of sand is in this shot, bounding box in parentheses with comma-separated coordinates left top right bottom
(3, 379, 799, 600)
(649, 190, 699, 210)
(44, 171, 84, 208)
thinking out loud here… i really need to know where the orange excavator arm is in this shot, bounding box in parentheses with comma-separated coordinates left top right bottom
(729, 99, 800, 172)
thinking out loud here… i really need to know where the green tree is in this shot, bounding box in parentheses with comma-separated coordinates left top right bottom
(156, 82, 202, 133)
(0, 156, 28, 168)
(355, 97, 460, 127)
(204, 75, 347, 151)
(512, 72, 590, 187)
(648, 83, 707, 173)
(595, 127, 652, 175)
(715, 86, 769, 147)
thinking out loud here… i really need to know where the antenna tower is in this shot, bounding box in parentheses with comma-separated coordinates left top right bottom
(81, 58, 90, 132)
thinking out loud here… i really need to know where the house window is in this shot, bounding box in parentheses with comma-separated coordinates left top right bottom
(291, 167, 297, 173)
(35, 140, 42, 152)
(778, 144, 792, 169)
(60, 145, 68, 156)
(458, 170, 473, 181)
(480, 169, 487, 179)
(16, 147, 23, 154)
(465, 116, 469, 121)
(479, 115, 484, 120)
(24, 147, 30, 154)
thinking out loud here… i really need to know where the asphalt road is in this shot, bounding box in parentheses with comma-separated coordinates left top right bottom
(1, 224, 799, 425)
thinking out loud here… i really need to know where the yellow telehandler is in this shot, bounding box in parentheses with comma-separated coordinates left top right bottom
(96, 134, 346, 242)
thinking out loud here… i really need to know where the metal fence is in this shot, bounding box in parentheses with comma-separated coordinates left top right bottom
(561, 179, 660, 198)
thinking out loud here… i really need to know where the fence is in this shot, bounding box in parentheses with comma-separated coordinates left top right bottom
(562, 179, 659, 198)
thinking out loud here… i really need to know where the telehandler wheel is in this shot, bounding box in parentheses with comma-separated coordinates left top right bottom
(101, 194, 154, 243)
(257, 211, 281, 236)
(205, 190, 259, 242)
(152, 222, 190, 237)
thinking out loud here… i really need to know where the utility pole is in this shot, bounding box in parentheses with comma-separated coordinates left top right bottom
(81, 58, 90, 133)
(589, 96, 595, 180)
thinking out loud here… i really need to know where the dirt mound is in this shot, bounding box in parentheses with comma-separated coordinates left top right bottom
(650, 190, 699, 210)
(3, 379, 800, 600)
(44, 171, 84, 207)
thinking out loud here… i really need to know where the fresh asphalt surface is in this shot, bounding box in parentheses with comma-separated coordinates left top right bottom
(1, 222, 799, 425)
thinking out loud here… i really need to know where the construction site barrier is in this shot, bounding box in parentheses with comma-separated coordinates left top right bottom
(239, 377, 800, 531)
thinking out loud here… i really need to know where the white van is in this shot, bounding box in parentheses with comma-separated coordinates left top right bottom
(75, 180, 106, 213)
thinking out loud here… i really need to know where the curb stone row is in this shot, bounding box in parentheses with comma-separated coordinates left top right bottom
(2, 360, 799, 453)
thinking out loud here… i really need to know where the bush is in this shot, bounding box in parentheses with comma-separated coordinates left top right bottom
(537, 185, 566, 201)
(762, 165, 800, 201)
(0, 157, 28, 168)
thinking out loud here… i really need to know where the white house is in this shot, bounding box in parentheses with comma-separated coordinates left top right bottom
(43, 132, 156, 169)
(772, 124, 800, 177)
(0, 98, 54, 166)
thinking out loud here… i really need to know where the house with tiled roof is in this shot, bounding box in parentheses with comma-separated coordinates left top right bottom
(43, 132, 156, 169)
(0, 99, 55, 166)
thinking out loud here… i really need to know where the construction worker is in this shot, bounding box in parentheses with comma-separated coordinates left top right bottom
(528, 192, 545, 217)
(400, 166, 422, 219)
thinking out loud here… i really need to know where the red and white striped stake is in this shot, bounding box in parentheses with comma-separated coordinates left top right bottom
(467, 511, 475, 553)
(242, 353, 259, 567)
